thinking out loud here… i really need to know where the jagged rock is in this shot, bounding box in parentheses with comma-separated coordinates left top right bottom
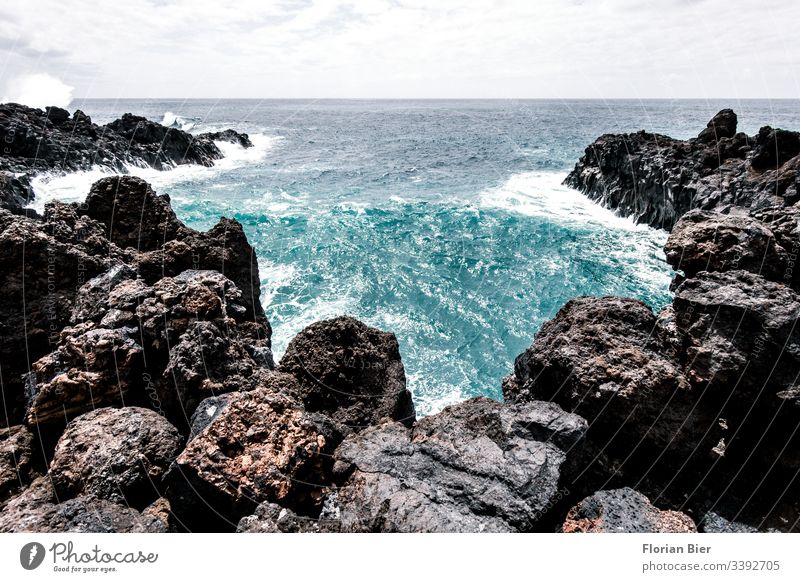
(330, 397, 586, 532)
(752, 127, 800, 171)
(673, 269, 800, 399)
(0, 171, 35, 214)
(561, 488, 696, 533)
(48, 407, 182, 508)
(0, 476, 166, 533)
(200, 129, 253, 148)
(27, 269, 269, 427)
(0, 203, 118, 424)
(167, 386, 342, 531)
(81, 176, 184, 250)
(106, 113, 223, 169)
(564, 110, 799, 229)
(696, 108, 738, 143)
(24, 326, 144, 425)
(0, 103, 242, 175)
(236, 501, 341, 533)
(82, 176, 269, 325)
(279, 316, 415, 432)
(665, 210, 787, 283)
(0, 425, 37, 502)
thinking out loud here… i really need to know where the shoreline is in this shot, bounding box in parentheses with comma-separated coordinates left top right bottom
(1, 105, 799, 532)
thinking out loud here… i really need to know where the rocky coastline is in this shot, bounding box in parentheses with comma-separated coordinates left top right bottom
(1, 106, 798, 532)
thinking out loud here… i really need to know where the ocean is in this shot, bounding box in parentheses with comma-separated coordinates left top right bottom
(29, 99, 800, 414)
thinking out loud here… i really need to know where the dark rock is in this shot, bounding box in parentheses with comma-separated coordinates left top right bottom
(564, 110, 799, 230)
(0, 171, 35, 214)
(665, 209, 787, 283)
(48, 407, 182, 508)
(330, 397, 586, 532)
(27, 269, 270, 428)
(696, 108, 738, 143)
(699, 511, 759, 533)
(0, 425, 37, 502)
(105, 113, 222, 169)
(167, 385, 342, 531)
(0, 103, 230, 175)
(673, 269, 800, 399)
(199, 129, 253, 149)
(0, 476, 167, 533)
(82, 176, 268, 324)
(279, 316, 415, 432)
(0, 204, 118, 424)
(561, 488, 696, 533)
(752, 127, 800, 171)
(81, 176, 183, 250)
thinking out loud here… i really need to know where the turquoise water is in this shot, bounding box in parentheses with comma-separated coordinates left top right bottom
(32, 99, 800, 414)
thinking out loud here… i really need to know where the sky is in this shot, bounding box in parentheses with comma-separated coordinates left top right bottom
(0, 0, 798, 104)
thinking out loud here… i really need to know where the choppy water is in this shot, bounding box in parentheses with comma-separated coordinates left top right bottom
(30, 99, 800, 414)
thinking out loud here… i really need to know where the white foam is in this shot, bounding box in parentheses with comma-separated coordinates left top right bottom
(479, 171, 654, 232)
(160, 111, 198, 132)
(27, 133, 282, 213)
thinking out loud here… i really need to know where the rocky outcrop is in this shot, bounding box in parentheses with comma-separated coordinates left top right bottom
(0, 203, 121, 424)
(564, 109, 800, 229)
(25, 269, 270, 427)
(0, 103, 251, 177)
(328, 397, 586, 532)
(279, 316, 415, 432)
(561, 488, 696, 533)
(48, 407, 182, 508)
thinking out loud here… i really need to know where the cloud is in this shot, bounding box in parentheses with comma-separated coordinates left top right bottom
(0, 0, 797, 98)
(2, 73, 74, 108)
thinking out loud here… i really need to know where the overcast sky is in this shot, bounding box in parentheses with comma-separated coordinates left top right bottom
(0, 0, 798, 104)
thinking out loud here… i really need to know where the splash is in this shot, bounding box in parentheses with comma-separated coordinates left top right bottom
(2, 73, 73, 109)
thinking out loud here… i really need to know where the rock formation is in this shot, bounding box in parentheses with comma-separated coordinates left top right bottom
(564, 109, 800, 229)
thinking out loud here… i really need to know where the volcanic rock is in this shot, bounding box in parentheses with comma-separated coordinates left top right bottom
(279, 316, 415, 432)
(48, 407, 182, 508)
(0, 477, 167, 533)
(167, 385, 342, 531)
(330, 396, 586, 532)
(561, 488, 696, 533)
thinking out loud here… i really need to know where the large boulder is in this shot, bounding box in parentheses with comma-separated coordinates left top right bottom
(696, 108, 738, 143)
(665, 210, 787, 284)
(561, 488, 696, 533)
(279, 316, 415, 432)
(48, 407, 182, 508)
(167, 385, 341, 531)
(330, 397, 587, 532)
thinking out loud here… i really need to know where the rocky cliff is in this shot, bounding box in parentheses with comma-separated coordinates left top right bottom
(564, 109, 800, 230)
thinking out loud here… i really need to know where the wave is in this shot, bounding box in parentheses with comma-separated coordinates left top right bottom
(27, 133, 283, 213)
(478, 171, 655, 232)
(160, 111, 199, 132)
